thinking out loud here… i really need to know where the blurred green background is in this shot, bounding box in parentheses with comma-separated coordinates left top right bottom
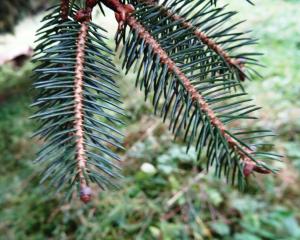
(0, 0, 299, 239)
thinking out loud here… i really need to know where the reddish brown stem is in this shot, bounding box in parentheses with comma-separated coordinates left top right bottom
(61, 0, 69, 20)
(74, 21, 94, 203)
(74, 0, 98, 23)
(100, 0, 124, 12)
(100, 0, 134, 29)
(73, 1, 98, 203)
(74, 22, 88, 187)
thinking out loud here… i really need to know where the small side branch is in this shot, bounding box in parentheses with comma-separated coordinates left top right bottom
(100, 0, 134, 29)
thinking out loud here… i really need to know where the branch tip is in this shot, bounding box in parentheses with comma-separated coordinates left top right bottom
(80, 186, 93, 203)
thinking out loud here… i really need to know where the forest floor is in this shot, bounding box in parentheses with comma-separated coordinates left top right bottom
(0, 0, 299, 239)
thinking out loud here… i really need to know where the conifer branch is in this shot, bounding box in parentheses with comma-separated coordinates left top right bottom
(125, 16, 270, 177)
(32, 3, 124, 203)
(109, 0, 280, 187)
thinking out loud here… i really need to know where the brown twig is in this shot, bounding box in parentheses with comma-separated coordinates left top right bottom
(100, 0, 134, 29)
(73, 0, 98, 203)
(74, 21, 91, 203)
(60, 0, 69, 20)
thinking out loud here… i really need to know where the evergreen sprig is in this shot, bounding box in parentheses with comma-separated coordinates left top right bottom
(31, 0, 281, 203)
(115, 0, 280, 187)
(32, 3, 124, 202)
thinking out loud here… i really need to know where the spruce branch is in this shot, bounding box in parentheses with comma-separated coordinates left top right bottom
(110, 0, 280, 187)
(32, 2, 124, 203)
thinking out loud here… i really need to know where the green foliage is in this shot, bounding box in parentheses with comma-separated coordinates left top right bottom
(32, 5, 124, 196)
(116, 0, 279, 188)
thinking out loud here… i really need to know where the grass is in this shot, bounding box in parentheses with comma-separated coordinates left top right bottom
(0, 0, 299, 239)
